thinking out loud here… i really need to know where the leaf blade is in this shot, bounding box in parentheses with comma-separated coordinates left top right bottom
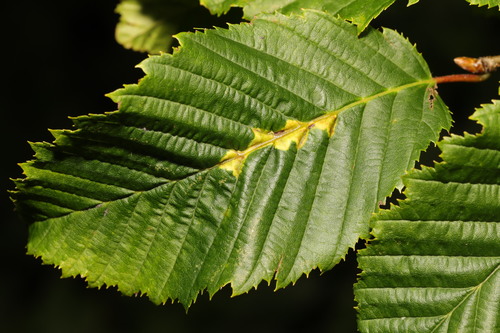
(115, 0, 207, 54)
(355, 100, 500, 332)
(201, 0, 420, 32)
(15, 11, 450, 307)
(465, 0, 500, 9)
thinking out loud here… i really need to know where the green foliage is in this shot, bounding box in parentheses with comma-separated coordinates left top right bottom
(115, 1, 500, 55)
(200, 0, 418, 32)
(355, 100, 500, 332)
(115, 0, 201, 53)
(11, 0, 500, 331)
(466, 0, 500, 8)
(13, 11, 451, 307)
(115, 0, 420, 54)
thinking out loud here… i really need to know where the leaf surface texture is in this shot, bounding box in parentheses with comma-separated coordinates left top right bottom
(355, 100, 500, 332)
(14, 11, 450, 307)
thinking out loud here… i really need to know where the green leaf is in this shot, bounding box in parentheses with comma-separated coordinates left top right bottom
(200, 0, 420, 33)
(466, 0, 500, 9)
(355, 100, 500, 332)
(13, 11, 450, 307)
(115, 0, 200, 53)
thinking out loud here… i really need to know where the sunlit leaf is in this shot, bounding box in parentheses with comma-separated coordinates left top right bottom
(13, 11, 450, 307)
(355, 100, 500, 332)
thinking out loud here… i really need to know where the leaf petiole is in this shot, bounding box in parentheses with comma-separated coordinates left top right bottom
(433, 73, 490, 84)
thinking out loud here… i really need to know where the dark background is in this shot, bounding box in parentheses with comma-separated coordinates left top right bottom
(2, 1, 499, 332)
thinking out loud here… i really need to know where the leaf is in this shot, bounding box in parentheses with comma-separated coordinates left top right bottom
(115, 0, 200, 53)
(466, 0, 500, 9)
(355, 100, 500, 332)
(114, 0, 499, 54)
(200, 0, 420, 33)
(13, 11, 450, 307)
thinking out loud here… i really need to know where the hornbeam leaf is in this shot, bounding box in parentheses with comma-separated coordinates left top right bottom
(355, 100, 500, 332)
(13, 11, 451, 307)
(200, 0, 420, 33)
(466, 0, 500, 9)
(115, 0, 201, 53)
(115, 0, 176, 53)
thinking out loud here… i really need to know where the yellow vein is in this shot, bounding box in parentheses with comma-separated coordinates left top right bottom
(218, 79, 434, 173)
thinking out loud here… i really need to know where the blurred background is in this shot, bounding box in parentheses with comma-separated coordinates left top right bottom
(2, 1, 499, 332)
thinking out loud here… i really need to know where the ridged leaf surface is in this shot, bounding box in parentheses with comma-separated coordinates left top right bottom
(14, 11, 451, 307)
(355, 100, 500, 332)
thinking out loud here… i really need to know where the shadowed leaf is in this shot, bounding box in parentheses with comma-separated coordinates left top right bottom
(200, 0, 420, 33)
(115, 0, 202, 53)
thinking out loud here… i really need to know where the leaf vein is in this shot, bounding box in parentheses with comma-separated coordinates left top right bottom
(262, 13, 386, 91)
(158, 172, 211, 297)
(208, 32, 358, 107)
(151, 59, 292, 122)
(187, 33, 333, 115)
(216, 148, 274, 288)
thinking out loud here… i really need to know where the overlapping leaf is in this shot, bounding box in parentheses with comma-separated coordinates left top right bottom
(201, 0, 420, 32)
(355, 100, 500, 332)
(115, 0, 420, 53)
(114, 0, 498, 54)
(466, 0, 500, 9)
(115, 0, 201, 53)
(14, 11, 451, 307)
